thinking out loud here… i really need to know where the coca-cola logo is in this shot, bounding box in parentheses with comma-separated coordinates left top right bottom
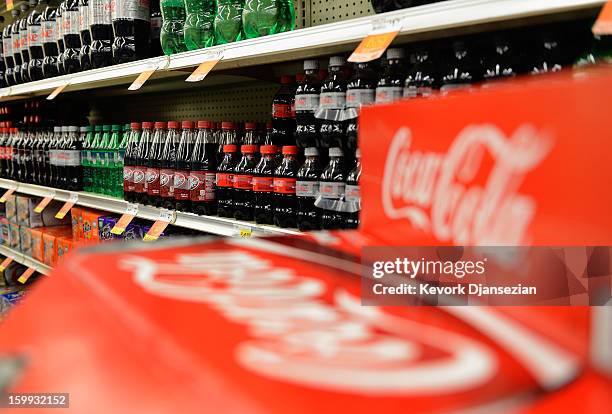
(133, 170, 145, 184)
(123, 169, 133, 181)
(146, 170, 158, 184)
(188, 175, 200, 191)
(160, 173, 170, 187)
(382, 125, 553, 245)
(173, 173, 186, 189)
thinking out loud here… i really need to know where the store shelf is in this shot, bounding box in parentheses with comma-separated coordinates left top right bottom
(0, 0, 604, 101)
(0, 245, 52, 276)
(0, 179, 301, 238)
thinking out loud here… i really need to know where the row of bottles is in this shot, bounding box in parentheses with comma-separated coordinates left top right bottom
(0, 0, 162, 86)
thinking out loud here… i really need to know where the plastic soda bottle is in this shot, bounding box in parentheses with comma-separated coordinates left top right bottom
(160, 0, 187, 55)
(242, 0, 280, 39)
(108, 124, 122, 197)
(277, 0, 295, 34)
(81, 125, 93, 191)
(97, 124, 112, 195)
(89, 125, 102, 192)
(214, 0, 245, 45)
(184, 0, 215, 50)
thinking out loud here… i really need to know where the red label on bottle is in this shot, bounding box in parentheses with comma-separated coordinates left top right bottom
(123, 166, 134, 192)
(133, 166, 146, 193)
(5, 147, 12, 160)
(173, 170, 191, 200)
(273, 104, 293, 119)
(0, 147, 4, 160)
(252, 176, 274, 193)
(216, 173, 233, 188)
(274, 177, 297, 195)
(146, 167, 161, 196)
(189, 171, 216, 202)
(233, 174, 253, 190)
(160, 169, 175, 198)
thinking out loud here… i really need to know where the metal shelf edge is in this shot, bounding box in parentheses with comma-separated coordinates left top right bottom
(0, 245, 52, 276)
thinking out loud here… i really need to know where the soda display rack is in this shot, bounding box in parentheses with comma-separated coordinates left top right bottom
(0, 244, 51, 276)
(0, 0, 604, 101)
(0, 179, 301, 238)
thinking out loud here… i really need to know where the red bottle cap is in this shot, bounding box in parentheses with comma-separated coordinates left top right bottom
(222, 121, 235, 129)
(154, 121, 167, 129)
(282, 145, 299, 155)
(241, 145, 258, 154)
(181, 120, 194, 129)
(260, 145, 278, 155)
(223, 144, 237, 153)
(142, 122, 153, 129)
(197, 120, 212, 129)
(167, 121, 180, 129)
(130, 122, 141, 130)
(280, 75, 294, 85)
(245, 122, 257, 130)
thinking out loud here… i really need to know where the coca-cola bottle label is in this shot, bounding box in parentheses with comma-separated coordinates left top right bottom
(146, 167, 160, 196)
(123, 166, 134, 192)
(3, 37, 11, 57)
(375, 86, 403, 104)
(319, 92, 346, 110)
(173, 170, 190, 200)
(189, 171, 216, 202)
(160, 169, 174, 198)
(111, 0, 151, 22)
(90, 0, 113, 25)
(252, 176, 273, 193)
(294, 94, 319, 112)
(344, 184, 360, 202)
(233, 174, 252, 190)
(42, 21, 55, 43)
(318, 182, 345, 199)
(80, 4, 90, 32)
(64, 10, 80, 35)
(273, 104, 293, 119)
(216, 172, 233, 188)
(273, 177, 297, 194)
(133, 166, 146, 193)
(346, 89, 375, 108)
(28, 25, 43, 48)
(63, 150, 82, 166)
(296, 181, 319, 197)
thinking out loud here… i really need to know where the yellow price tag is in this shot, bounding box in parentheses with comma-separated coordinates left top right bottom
(47, 82, 70, 100)
(55, 193, 78, 219)
(0, 188, 16, 203)
(18, 267, 36, 284)
(0, 257, 14, 272)
(186, 50, 224, 82)
(348, 18, 402, 63)
(128, 69, 156, 91)
(34, 195, 54, 213)
(111, 204, 139, 235)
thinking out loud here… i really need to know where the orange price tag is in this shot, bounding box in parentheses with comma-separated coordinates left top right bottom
(0, 187, 16, 203)
(55, 193, 78, 219)
(348, 18, 402, 63)
(7, 0, 13, 11)
(143, 209, 175, 241)
(47, 82, 70, 100)
(18, 267, 36, 284)
(0, 257, 14, 272)
(186, 50, 224, 82)
(34, 195, 55, 213)
(593, 1, 612, 35)
(128, 69, 156, 91)
(111, 204, 139, 235)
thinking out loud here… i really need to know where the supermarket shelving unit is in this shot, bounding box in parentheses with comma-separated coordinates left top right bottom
(0, 244, 52, 275)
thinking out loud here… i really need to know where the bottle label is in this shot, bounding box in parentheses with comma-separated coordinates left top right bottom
(296, 180, 319, 197)
(123, 166, 134, 192)
(273, 177, 296, 195)
(294, 94, 320, 112)
(80, 4, 91, 32)
(42, 21, 55, 43)
(28, 25, 43, 48)
(146, 167, 160, 196)
(216, 172, 233, 188)
(272, 103, 293, 119)
(189, 171, 216, 202)
(319, 92, 346, 110)
(403, 86, 433, 98)
(133, 166, 146, 193)
(91, 0, 113, 25)
(63, 150, 82, 166)
(346, 89, 375, 108)
(160, 168, 174, 198)
(20, 31, 28, 51)
(440, 84, 471, 93)
(233, 174, 252, 190)
(13, 35, 21, 54)
(56, 15, 63, 39)
(173, 170, 191, 200)
(319, 182, 345, 199)
(375, 86, 403, 104)
(150, 16, 162, 39)
(112, 0, 151, 22)
(65, 10, 80, 35)
(3, 38, 11, 57)
(345, 184, 361, 202)
(252, 176, 273, 193)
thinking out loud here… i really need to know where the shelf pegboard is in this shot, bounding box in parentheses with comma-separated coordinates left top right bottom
(308, 0, 375, 26)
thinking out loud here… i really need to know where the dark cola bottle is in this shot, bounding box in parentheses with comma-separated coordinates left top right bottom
(3, 21, 15, 86)
(216, 144, 238, 218)
(41, 2, 59, 78)
(56, 1, 65, 74)
(318, 56, 348, 149)
(64, 125, 83, 190)
(11, 9, 23, 85)
(375, 48, 406, 104)
(189, 120, 218, 216)
(19, 3, 31, 83)
(21, 127, 33, 183)
(346, 60, 377, 153)
(159, 121, 180, 210)
(344, 149, 362, 229)
(145, 121, 165, 206)
(295, 59, 322, 148)
(123, 122, 140, 202)
(440, 39, 479, 93)
(252, 145, 278, 224)
(112, 0, 151, 64)
(61, 0, 81, 74)
(273, 145, 299, 228)
(78, 0, 91, 70)
(89, 0, 113, 68)
(173, 121, 195, 212)
(271, 75, 296, 146)
(216, 121, 238, 165)
(317, 147, 347, 230)
(296, 147, 322, 231)
(232, 144, 259, 221)
(133, 121, 152, 204)
(404, 43, 439, 99)
(27, 0, 46, 82)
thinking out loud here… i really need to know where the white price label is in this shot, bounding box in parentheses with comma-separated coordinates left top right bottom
(158, 208, 176, 223)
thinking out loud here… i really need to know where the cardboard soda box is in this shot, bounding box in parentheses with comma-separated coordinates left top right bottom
(18, 225, 32, 256)
(98, 216, 118, 241)
(5, 194, 17, 223)
(56, 236, 74, 263)
(0, 217, 9, 246)
(29, 228, 45, 262)
(82, 210, 104, 244)
(42, 226, 72, 266)
(71, 207, 84, 241)
(7, 222, 20, 249)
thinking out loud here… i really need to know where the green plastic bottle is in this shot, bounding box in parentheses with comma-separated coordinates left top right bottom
(214, 0, 245, 44)
(277, 0, 295, 34)
(108, 125, 123, 198)
(98, 125, 112, 195)
(242, 0, 294, 39)
(90, 126, 103, 194)
(184, 0, 216, 50)
(81, 126, 93, 192)
(160, 0, 188, 55)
